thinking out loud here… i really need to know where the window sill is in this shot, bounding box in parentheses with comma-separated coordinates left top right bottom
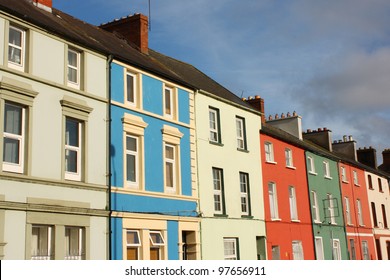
(324, 176, 333, 180)
(209, 141, 224, 147)
(342, 180, 349, 184)
(309, 171, 318, 176)
(286, 166, 296, 170)
(214, 214, 228, 218)
(241, 215, 254, 219)
(291, 219, 301, 223)
(271, 218, 281, 222)
(313, 220, 322, 224)
(354, 184, 360, 187)
(237, 148, 249, 153)
(369, 188, 374, 191)
(265, 161, 277, 165)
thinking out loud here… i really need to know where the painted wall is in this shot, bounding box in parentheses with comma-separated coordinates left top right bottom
(261, 133, 315, 259)
(0, 15, 108, 259)
(364, 171, 390, 259)
(195, 92, 265, 259)
(306, 151, 348, 259)
(338, 162, 376, 259)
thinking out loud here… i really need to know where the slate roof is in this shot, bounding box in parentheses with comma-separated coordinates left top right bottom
(261, 123, 390, 178)
(0, 0, 254, 111)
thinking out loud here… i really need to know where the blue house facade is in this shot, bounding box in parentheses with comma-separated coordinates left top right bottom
(109, 61, 200, 260)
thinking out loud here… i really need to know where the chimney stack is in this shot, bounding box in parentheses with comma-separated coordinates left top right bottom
(100, 14, 149, 54)
(266, 111, 303, 140)
(378, 149, 390, 174)
(332, 135, 357, 161)
(303, 128, 333, 151)
(357, 146, 377, 169)
(31, 0, 52, 12)
(244, 95, 265, 123)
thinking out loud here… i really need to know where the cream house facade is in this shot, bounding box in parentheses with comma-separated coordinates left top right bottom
(364, 170, 390, 259)
(0, 2, 108, 259)
(196, 91, 266, 260)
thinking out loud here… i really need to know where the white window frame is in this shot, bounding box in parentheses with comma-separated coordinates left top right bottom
(344, 197, 352, 225)
(209, 108, 220, 143)
(307, 156, 316, 174)
(164, 86, 174, 118)
(357, 199, 364, 226)
(289, 186, 298, 221)
(64, 117, 82, 181)
(268, 182, 279, 220)
(164, 143, 177, 193)
(2, 102, 25, 173)
(125, 71, 137, 106)
(64, 226, 85, 260)
(271, 245, 280, 260)
(67, 48, 81, 89)
(264, 142, 275, 163)
(314, 237, 324, 260)
(8, 25, 26, 71)
(125, 134, 139, 188)
(323, 161, 331, 178)
(327, 193, 336, 224)
(126, 230, 141, 260)
(239, 172, 250, 215)
(31, 225, 54, 260)
(353, 170, 359, 185)
(311, 191, 320, 223)
(332, 239, 342, 260)
(361, 240, 370, 260)
(285, 148, 294, 167)
(223, 238, 238, 260)
(292, 240, 304, 260)
(213, 168, 224, 214)
(341, 166, 347, 182)
(149, 231, 166, 260)
(236, 117, 246, 150)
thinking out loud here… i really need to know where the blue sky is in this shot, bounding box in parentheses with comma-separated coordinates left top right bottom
(54, 0, 390, 163)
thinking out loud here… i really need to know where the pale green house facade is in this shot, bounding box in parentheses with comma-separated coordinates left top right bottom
(0, 1, 108, 259)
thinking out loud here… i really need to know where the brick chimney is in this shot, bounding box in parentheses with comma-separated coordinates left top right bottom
(332, 135, 357, 161)
(244, 95, 265, 123)
(357, 146, 377, 169)
(303, 128, 333, 151)
(378, 149, 390, 173)
(31, 0, 52, 12)
(100, 14, 149, 54)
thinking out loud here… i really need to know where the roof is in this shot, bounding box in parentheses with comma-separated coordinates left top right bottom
(261, 123, 390, 178)
(0, 0, 253, 111)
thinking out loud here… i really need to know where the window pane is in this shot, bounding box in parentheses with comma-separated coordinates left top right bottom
(165, 145, 174, 160)
(65, 227, 85, 260)
(126, 136, 137, 152)
(65, 150, 78, 172)
(165, 162, 173, 188)
(3, 138, 20, 164)
(127, 74, 135, 103)
(68, 67, 78, 83)
(4, 103, 22, 135)
(127, 231, 140, 245)
(31, 225, 54, 260)
(8, 46, 22, 64)
(165, 88, 172, 115)
(65, 119, 79, 147)
(9, 27, 22, 46)
(68, 51, 78, 67)
(214, 194, 221, 212)
(126, 154, 136, 182)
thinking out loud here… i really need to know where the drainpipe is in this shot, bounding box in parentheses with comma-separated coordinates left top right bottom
(107, 54, 113, 260)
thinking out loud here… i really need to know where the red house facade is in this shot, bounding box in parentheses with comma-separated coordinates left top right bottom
(261, 124, 315, 260)
(338, 162, 376, 259)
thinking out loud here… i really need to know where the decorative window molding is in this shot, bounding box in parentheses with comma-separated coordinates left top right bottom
(122, 113, 148, 136)
(161, 125, 183, 145)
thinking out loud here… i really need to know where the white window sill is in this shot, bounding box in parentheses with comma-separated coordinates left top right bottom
(266, 161, 277, 165)
(324, 176, 333, 180)
(309, 171, 317, 176)
(354, 183, 360, 187)
(291, 219, 301, 223)
(342, 180, 349, 184)
(271, 218, 281, 221)
(286, 166, 296, 170)
(313, 220, 321, 224)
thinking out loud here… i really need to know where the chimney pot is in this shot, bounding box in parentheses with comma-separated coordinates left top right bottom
(281, 113, 285, 118)
(287, 112, 291, 117)
(275, 114, 279, 119)
(318, 128, 322, 131)
(255, 95, 260, 99)
(32, 0, 52, 12)
(349, 135, 353, 141)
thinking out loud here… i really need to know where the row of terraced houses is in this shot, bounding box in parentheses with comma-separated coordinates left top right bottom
(0, 0, 389, 260)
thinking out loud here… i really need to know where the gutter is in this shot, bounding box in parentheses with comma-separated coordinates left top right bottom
(107, 54, 114, 260)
